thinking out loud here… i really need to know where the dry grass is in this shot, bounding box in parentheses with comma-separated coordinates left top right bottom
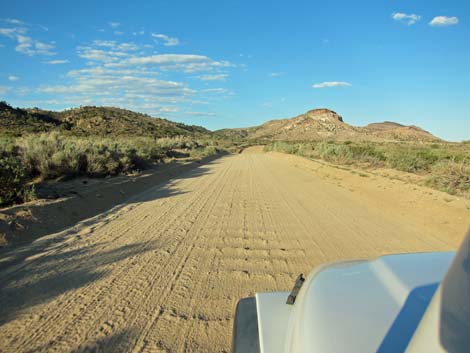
(265, 141, 470, 198)
(0, 132, 220, 206)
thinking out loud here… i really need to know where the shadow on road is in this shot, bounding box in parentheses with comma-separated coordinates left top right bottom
(0, 240, 160, 326)
(23, 328, 136, 353)
(0, 154, 228, 326)
(0, 152, 228, 248)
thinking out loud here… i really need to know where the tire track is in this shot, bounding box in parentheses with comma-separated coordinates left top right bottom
(0, 149, 465, 353)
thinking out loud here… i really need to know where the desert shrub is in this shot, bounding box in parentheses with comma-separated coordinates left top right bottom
(156, 136, 188, 150)
(315, 142, 385, 164)
(385, 148, 439, 173)
(201, 145, 218, 157)
(317, 142, 354, 163)
(15, 133, 173, 179)
(349, 145, 386, 164)
(19, 133, 89, 179)
(265, 141, 304, 155)
(426, 159, 470, 196)
(189, 145, 219, 158)
(0, 133, 226, 206)
(0, 154, 34, 206)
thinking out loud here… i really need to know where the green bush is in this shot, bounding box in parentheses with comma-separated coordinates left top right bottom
(264, 141, 306, 155)
(316, 142, 385, 164)
(0, 154, 34, 206)
(385, 149, 439, 173)
(0, 133, 225, 206)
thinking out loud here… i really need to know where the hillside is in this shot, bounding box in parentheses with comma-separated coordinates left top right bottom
(0, 102, 210, 137)
(215, 108, 440, 142)
(1, 102, 440, 142)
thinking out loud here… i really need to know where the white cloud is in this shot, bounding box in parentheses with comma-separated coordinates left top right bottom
(186, 111, 216, 117)
(269, 72, 283, 77)
(93, 40, 115, 48)
(3, 18, 26, 26)
(7, 36, 234, 119)
(15, 34, 56, 56)
(8, 75, 19, 81)
(151, 33, 180, 46)
(113, 54, 233, 73)
(108, 22, 121, 28)
(77, 46, 132, 63)
(67, 66, 159, 78)
(44, 59, 69, 64)
(391, 12, 421, 25)
(0, 26, 27, 38)
(39, 74, 192, 96)
(114, 31, 124, 36)
(312, 81, 351, 88)
(93, 40, 138, 51)
(117, 42, 138, 51)
(0, 26, 55, 56)
(429, 16, 459, 27)
(36, 55, 199, 114)
(159, 106, 179, 113)
(199, 74, 228, 81)
(200, 87, 228, 94)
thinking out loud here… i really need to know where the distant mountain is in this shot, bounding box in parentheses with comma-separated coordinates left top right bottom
(1, 102, 440, 142)
(362, 121, 437, 141)
(215, 108, 440, 142)
(0, 102, 210, 137)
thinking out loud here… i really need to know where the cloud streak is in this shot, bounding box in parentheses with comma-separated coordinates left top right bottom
(44, 59, 69, 64)
(312, 81, 351, 88)
(391, 12, 421, 26)
(186, 111, 216, 117)
(3, 18, 26, 26)
(429, 16, 459, 27)
(199, 74, 228, 81)
(0, 25, 55, 56)
(112, 53, 233, 73)
(151, 33, 180, 46)
(1, 27, 234, 119)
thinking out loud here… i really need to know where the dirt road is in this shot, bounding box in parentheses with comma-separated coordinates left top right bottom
(0, 148, 468, 353)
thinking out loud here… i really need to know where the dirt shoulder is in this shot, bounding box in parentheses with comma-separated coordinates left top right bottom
(267, 150, 470, 244)
(0, 153, 226, 247)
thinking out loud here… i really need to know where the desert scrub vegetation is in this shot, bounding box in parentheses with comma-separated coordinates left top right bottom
(0, 132, 220, 206)
(265, 141, 470, 197)
(426, 160, 470, 197)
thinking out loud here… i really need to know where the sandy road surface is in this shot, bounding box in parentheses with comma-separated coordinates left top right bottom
(0, 147, 468, 353)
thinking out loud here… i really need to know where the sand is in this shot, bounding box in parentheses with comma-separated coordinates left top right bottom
(0, 147, 468, 352)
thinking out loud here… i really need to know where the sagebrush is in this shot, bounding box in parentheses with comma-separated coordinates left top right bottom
(265, 141, 470, 198)
(0, 133, 220, 206)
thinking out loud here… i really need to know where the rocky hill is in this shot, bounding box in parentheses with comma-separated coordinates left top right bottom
(363, 121, 436, 141)
(215, 108, 439, 142)
(1, 102, 440, 142)
(0, 102, 210, 137)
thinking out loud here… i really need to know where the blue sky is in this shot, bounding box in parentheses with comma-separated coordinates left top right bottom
(0, 0, 469, 141)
